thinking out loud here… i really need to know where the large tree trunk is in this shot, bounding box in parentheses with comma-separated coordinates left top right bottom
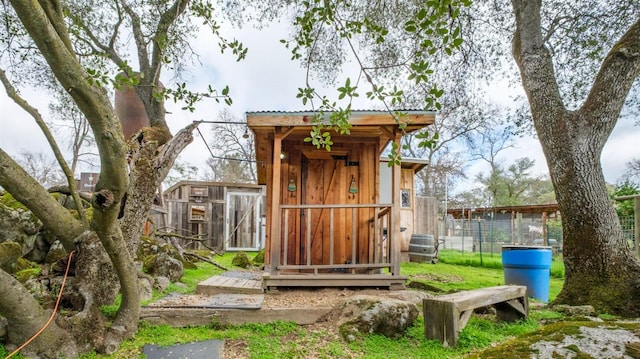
(121, 122, 198, 255)
(1, 1, 197, 357)
(542, 111, 640, 315)
(511, 1, 640, 316)
(0, 270, 77, 358)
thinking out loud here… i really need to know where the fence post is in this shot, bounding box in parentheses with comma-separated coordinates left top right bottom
(478, 220, 483, 266)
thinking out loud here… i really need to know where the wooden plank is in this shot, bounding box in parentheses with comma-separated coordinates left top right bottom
(277, 263, 391, 270)
(141, 307, 330, 327)
(391, 134, 402, 275)
(196, 275, 265, 295)
(435, 285, 527, 312)
(289, 142, 302, 267)
(359, 144, 372, 265)
(306, 159, 325, 265)
(266, 274, 408, 288)
(424, 299, 459, 347)
(322, 159, 336, 264)
(423, 285, 528, 347)
(269, 130, 283, 275)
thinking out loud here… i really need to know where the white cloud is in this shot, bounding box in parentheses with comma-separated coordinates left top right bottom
(1, 21, 638, 189)
(0, 89, 55, 157)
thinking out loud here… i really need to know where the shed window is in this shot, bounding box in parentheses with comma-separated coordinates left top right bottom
(189, 204, 206, 221)
(401, 189, 411, 208)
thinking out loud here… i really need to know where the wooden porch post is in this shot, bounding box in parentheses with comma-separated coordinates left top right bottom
(391, 134, 402, 275)
(269, 128, 283, 276)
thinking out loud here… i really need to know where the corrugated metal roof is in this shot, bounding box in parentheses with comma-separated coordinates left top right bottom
(246, 109, 436, 116)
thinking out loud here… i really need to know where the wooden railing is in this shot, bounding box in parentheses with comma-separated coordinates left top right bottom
(274, 204, 396, 275)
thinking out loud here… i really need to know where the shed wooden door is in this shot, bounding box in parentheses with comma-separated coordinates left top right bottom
(301, 158, 344, 265)
(226, 192, 261, 251)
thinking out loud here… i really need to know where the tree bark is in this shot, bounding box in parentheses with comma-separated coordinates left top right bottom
(511, 0, 640, 315)
(3, 0, 199, 356)
(0, 269, 77, 358)
(0, 150, 85, 251)
(121, 122, 198, 255)
(9, 0, 139, 353)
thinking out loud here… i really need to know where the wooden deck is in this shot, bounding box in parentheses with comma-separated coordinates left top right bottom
(196, 274, 265, 295)
(196, 271, 407, 292)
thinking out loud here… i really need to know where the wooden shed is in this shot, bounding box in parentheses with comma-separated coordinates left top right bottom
(247, 110, 435, 288)
(380, 158, 437, 261)
(164, 181, 266, 251)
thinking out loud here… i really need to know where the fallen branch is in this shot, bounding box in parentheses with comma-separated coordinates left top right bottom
(183, 252, 228, 271)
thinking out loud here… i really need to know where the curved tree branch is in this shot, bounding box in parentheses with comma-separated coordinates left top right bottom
(580, 18, 640, 138)
(150, 0, 190, 85)
(511, 0, 566, 119)
(118, 0, 150, 70)
(10, 2, 139, 350)
(0, 68, 88, 224)
(9, 0, 129, 199)
(0, 149, 83, 251)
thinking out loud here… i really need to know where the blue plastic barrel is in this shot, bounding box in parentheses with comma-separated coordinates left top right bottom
(502, 245, 553, 302)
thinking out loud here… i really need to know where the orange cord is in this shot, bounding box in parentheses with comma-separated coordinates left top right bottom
(5, 250, 75, 359)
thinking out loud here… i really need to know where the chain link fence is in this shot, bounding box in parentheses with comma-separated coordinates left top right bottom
(620, 215, 636, 249)
(438, 215, 635, 255)
(438, 216, 636, 254)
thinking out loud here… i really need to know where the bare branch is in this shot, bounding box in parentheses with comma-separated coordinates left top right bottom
(0, 68, 88, 224)
(0, 149, 84, 251)
(118, 0, 150, 70)
(150, 0, 190, 85)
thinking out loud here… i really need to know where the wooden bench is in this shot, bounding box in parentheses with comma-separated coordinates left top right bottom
(423, 285, 528, 346)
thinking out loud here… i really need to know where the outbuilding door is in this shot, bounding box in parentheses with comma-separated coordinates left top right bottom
(301, 158, 347, 265)
(226, 192, 262, 251)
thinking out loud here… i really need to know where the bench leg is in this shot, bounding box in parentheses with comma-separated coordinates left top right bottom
(423, 300, 461, 347)
(494, 296, 528, 322)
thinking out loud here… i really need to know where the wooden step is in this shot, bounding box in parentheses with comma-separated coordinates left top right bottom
(197, 275, 264, 295)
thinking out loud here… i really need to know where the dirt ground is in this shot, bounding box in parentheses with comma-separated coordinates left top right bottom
(222, 287, 409, 359)
(151, 286, 640, 358)
(223, 288, 640, 359)
(261, 287, 404, 308)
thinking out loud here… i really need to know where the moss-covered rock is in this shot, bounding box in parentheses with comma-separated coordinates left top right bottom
(252, 249, 265, 265)
(232, 251, 251, 268)
(15, 258, 39, 272)
(0, 196, 41, 233)
(0, 192, 27, 210)
(14, 267, 42, 283)
(334, 295, 419, 342)
(0, 241, 23, 273)
(143, 254, 158, 273)
(45, 241, 68, 265)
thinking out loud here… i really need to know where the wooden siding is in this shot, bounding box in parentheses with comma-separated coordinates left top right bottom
(249, 111, 434, 285)
(274, 140, 380, 268)
(399, 167, 415, 253)
(164, 181, 264, 250)
(415, 196, 439, 239)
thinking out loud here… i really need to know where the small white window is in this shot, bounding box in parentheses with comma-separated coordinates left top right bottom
(189, 204, 206, 221)
(401, 189, 411, 208)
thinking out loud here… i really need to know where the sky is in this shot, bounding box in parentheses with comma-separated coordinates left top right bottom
(1, 20, 639, 195)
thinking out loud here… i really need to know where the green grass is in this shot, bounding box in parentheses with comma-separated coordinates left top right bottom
(7, 250, 568, 358)
(95, 250, 564, 358)
(437, 249, 565, 279)
(82, 316, 542, 359)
